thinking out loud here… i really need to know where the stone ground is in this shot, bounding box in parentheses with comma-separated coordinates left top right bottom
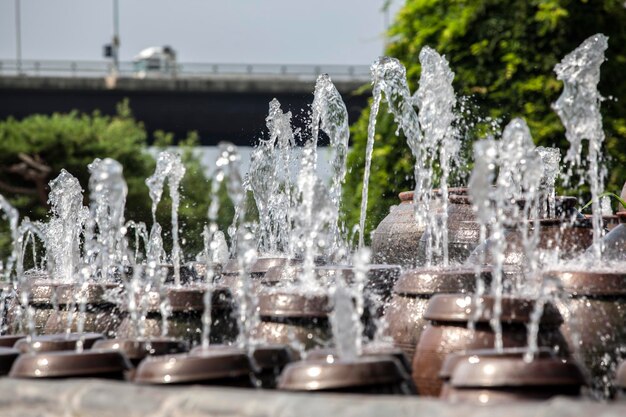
(0, 379, 624, 417)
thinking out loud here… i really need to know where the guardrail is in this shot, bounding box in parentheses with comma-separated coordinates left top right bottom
(0, 60, 371, 80)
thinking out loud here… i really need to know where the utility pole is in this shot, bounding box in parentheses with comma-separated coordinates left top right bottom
(15, 0, 22, 75)
(112, 0, 120, 75)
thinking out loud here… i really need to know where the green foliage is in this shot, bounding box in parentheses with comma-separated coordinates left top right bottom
(343, 0, 626, 240)
(0, 100, 226, 261)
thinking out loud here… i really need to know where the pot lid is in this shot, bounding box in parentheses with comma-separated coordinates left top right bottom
(543, 270, 626, 296)
(399, 188, 468, 203)
(278, 356, 407, 391)
(92, 337, 189, 361)
(191, 344, 298, 370)
(423, 294, 563, 325)
(14, 333, 104, 353)
(134, 350, 253, 384)
(223, 257, 301, 275)
(0, 335, 25, 348)
(257, 290, 331, 318)
(307, 344, 411, 375)
(9, 350, 131, 378)
(394, 267, 490, 296)
(449, 348, 586, 388)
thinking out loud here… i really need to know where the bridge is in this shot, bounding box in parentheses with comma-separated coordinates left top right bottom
(0, 60, 371, 146)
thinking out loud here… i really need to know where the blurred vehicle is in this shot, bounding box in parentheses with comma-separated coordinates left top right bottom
(133, 46, 177, 78)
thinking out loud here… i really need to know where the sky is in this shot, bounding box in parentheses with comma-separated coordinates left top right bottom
(0, 0, 403, 65)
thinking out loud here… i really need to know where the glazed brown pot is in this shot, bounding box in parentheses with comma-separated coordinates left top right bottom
(134, 349, 255, 387)
(92, 337, 189, 367)
(43, 283, 122, 337)
(116, 285, 237, 346)
(306, 343, 412, 376)
(601, 212, 626, 261)
(14, 332, 104, 353)
(278, 356, 415, 394)
(218, 257, 301, 289)
(255, 290, 331, 350)
(544, 269, 626, 398)
(0, 335, 25, 347)
(384, 267, 490, 361)
(468, 217, 594, 281)
(371, 189, 467, 268)
(417, 193, 482, 265)
(442, 348, 586, 404)
(412, 294, 567, 397)
(7, 274, 56, 334)
(10, 350, 131, 380)
(191, 344, 297, 389)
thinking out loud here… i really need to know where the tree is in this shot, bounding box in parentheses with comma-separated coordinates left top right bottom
(0, 101, 231, 261)
(343, 0, 626, 240)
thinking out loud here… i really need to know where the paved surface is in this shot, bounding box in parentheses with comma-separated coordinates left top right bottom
(0, 379, 624, 417)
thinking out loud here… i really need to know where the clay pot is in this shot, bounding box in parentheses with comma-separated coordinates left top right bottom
(218, 257, 301, 289)
(544, 269, 626, 397)
(10, 350, 131, 380)
(116, 285, 237, 346)
(371, 189, 466, 268)
(384, 267, 490, 360)
(7, 274, 56, 334)
(412, 294, 567, 397)
(255, 290, 331, 350)
(0, 335, 25, 347)
(417, 193, 482, 265)
(92, 337, 189, 367)
(134, 348, 255, 387)
(442, 348, 586, 404)
(278, 356, 414, 394)
(14, 332, 104, 353)
(601, 212, 626, 261)
(43, 283, 122, 337)
(468, 217, 594, 283)
(306, 343, 412, 375)
(191, 344, 297, 389)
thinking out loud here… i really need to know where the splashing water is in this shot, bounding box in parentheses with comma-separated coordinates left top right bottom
(468, 118, 544, 350)
(87, 158, 128, 281)
(45, 170, 88, 283)
(414, 46, 460, 266)
(200, 143, 240, 348)
(235, 225, 258, 350)
(146, 151, 186, 286)
(249, 99, 296, 255)
(553, 33, 608, 259)
(312, 74, 350, 257)
(536, 147, 561, 218)
(330, 248, 370, 360)
(0, 194, 19, 282)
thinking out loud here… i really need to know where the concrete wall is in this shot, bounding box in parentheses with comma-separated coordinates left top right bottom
(0, 379, 624, 417)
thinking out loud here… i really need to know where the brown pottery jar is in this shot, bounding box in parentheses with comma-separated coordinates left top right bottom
(255, 290, 331, 350)
(544, 269, 626, 398)
(412, 294, 567, 396)
(43, 282, 122, 337)
(442, 348, 586, 404)
(384, 267, 489, 360)
(116, 285, 237, 346)
(278, 356, 415, 394)
(371, 189, 467, 268)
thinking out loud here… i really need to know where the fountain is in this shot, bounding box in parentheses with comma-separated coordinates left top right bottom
(0, 32, 623, 415)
